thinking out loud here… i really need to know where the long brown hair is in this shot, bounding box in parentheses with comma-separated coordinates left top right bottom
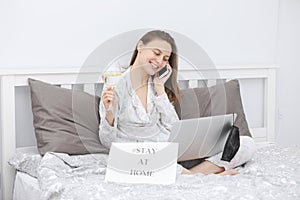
(129, 30, 180, 105)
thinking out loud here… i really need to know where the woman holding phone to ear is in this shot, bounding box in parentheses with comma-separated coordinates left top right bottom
(99, 30, 246, 176)
(100, 30, 180, 153)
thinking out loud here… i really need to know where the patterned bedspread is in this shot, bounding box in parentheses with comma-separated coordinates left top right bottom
(37, 144, 300, 200)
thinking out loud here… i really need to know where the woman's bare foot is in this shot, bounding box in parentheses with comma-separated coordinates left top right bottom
(219, 169, 239, 176)
(189, 160, 225, 175)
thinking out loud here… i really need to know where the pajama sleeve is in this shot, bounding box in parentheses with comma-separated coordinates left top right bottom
(98, 88, 120, 149)
(153, 93, 179, 132)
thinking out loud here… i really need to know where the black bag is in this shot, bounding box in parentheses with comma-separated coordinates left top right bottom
(221, 125, 240, 162)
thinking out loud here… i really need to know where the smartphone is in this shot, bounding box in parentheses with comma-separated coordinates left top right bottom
(158, 66, 168, 79)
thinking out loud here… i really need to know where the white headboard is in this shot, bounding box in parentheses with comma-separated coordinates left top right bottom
(0, 65, 277, 200)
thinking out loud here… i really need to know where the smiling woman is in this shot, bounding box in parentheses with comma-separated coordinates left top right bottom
(99, 30, 184, 175)
(99, 30, 256, 177)
(99, 30, 180, 142)
(129, 30, 180, 104)
(134, 39, 171, 75)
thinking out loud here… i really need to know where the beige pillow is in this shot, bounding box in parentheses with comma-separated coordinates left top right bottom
(28, 78, 108, 156)
(175, 79, 251, 137)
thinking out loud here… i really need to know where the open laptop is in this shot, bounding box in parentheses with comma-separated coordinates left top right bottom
(168, 114, 235, 162)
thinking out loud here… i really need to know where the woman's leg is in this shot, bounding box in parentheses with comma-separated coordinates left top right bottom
(181, 161, 239, 175)
(189, 160, 225, 174)
(205, 136, 256, 170)
(181, 136, 256, 175)
(181, 167, 193, 174)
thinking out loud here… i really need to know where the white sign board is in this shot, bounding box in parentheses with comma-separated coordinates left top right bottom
(105, 142, 178, 185)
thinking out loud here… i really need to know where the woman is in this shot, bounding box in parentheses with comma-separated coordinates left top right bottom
(99, 30, 255, 176)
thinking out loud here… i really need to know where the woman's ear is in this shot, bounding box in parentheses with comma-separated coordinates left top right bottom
(137, 40, 144, 52)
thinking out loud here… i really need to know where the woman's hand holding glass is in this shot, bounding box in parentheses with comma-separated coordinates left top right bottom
(102, 86, 115, 111)
(102, 70, 121, 126)
(102, 71, 121, 111)
(102, 86, 116, 126)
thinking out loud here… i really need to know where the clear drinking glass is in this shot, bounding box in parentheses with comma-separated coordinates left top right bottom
(102, 70, 122, 110)
(103, 71, 122, 88)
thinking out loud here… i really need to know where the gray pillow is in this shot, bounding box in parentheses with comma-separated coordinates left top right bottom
(28, 78, 108, 156)
(175, 79, 251, 137)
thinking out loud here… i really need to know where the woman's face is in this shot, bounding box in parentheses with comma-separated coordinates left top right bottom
(137, 39, 172, 76)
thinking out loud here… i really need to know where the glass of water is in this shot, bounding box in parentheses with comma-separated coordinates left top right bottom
(103, 71, 122, 88)
(102, 70, 122, 110)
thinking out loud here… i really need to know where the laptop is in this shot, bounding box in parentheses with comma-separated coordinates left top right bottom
(168, 114, 235, 162)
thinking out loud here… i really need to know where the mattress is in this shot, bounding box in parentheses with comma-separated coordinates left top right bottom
(13, 172, 41, 200)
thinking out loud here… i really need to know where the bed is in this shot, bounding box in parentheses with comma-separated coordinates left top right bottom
(2, 65, 299, 200)
(11, 143, 300, 200)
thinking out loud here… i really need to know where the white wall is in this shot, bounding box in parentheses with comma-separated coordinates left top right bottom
(0, 0, 279, 67)
(1, 0, 299, 146)
(276, 0, 300, 146)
